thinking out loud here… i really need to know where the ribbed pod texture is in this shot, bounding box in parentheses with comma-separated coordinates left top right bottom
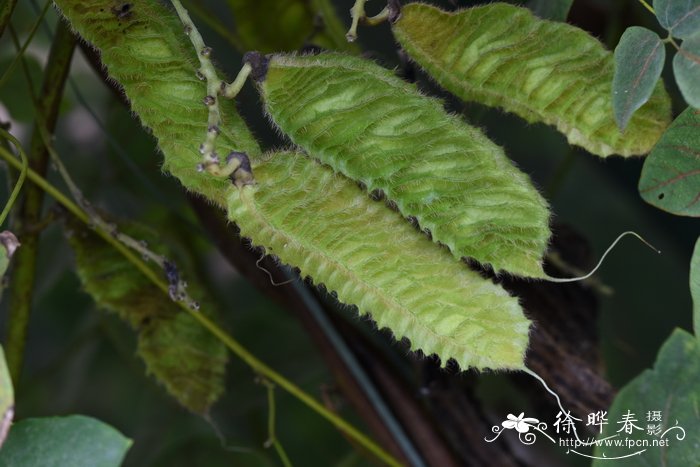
(259, 53, 551, 278)
(56, 1, 534, 370)
(67, 222, 227, 413)
(392, 3, 671, 157)
(229, 152, 531, 370)
(53, 0, 260, 207)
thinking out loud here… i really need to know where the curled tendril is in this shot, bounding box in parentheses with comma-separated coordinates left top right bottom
(484, 425, 505, 442)
(519, 431, 537, 445)
(660, 424, 686, 441)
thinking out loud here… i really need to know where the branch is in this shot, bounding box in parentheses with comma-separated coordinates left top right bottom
(4, 20, 76, 383)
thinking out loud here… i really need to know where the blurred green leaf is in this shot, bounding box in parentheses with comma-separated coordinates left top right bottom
(655, 0, 700, 39)
(673, 33, 700, 108)
(226, 0, 355, 53)
(613, 27, 665, 130)
(593, 329, 700, 466)
(526, 0, 573, 20)
(638, 107, 700, 216)
(66, 221, 227, 413)
(0, 54, 42, 122)
(0, 346, 13, 449)
(692, 237, 700, 335)
(0, 415, 131, 467)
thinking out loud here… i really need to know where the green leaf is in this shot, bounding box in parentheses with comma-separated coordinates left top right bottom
(53, 0, 260, 208)
(66, 222, 227, 413)
(0, 346, 13, 449)
(592, 329, 700, 466)
(0, 415, 131, 467)
(613, 27, 666, 130)
(255, 52, 551, 278)
(673, 33, 700, 108)
(392, 3, 671, 157)
(229, 152, 532, 371)
(654, 0, 700, 39)
(638, 107, 700, 216)
(526, 0, 573, 21)
(227, 0, 356, 53)
(691, 237, 700, 336)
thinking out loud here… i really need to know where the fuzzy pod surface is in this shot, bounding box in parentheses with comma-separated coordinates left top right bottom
(392, 3, 671, 157)
(252, 52, 551, 278)
(66, 220, 228, 413)
(229, 152, 531, 370)
(53, 0, 260, 207)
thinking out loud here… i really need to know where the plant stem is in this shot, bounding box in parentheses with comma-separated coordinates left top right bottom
(0, 0, 51, 91)
(0, 130, 28, 227)
(169, 0, 233, 175)
(0, 0, 17, 39)
(0, 145, 401, 467)
(262, 379, 293, 467)
(4, 20, 76, 383)
(636, 0, 655, 15)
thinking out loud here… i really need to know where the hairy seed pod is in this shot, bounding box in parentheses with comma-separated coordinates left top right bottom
(229, 152, 531, 370)
(392, 3, 671, 157)
(53, 0, 260, 207)
(250, 52, 551, 278)
(55, 1, 532, 370)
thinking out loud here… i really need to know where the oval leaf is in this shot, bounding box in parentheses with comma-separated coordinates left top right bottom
(639, 107, 700, 216)
(392, 3, 671, 157)
(613, 27, 666, 130)
(692, 237, 700, 336)
(673, 33, 700, 108)
(592, 329, 700, 466)
(655, 0, 700, 39)
(228, 152, 531, 371)
(254, 52, 551, 278)
(53, 0, 260, 208)
(66, 222, 228, 413)
(0, 415, 131, 467)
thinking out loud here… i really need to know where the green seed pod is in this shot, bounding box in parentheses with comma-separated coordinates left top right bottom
(53, 0, 260, 207)
(229, 152, 531, 371)
(250, 52, 551, 278)
(391, 3, 671, 157)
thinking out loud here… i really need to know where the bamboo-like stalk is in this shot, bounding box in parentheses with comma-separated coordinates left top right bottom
(4, 20, 76, 383)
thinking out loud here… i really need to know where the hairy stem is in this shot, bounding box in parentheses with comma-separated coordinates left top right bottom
(169, 0, 243, 177)
(0, 146, 401, 467)
(4, 20, 76, 383)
